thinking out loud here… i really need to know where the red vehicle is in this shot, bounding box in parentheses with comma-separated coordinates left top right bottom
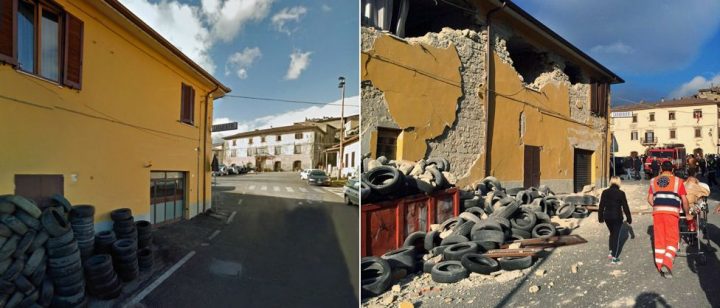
(644, 145, 686, 175)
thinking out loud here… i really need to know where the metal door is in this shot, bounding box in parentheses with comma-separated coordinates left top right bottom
(14, 175, 63, 209)
(150, 172, 186, 225)
(524, 146, 541, 188)
(574, 149, 593, 193)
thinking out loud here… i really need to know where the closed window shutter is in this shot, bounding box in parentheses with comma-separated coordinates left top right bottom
(180, 83, 194, 124)
(63, 12, 83, 89)
(0, 0, 17, 64)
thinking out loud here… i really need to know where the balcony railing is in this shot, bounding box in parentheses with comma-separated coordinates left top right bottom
(641, 137, 658, 145)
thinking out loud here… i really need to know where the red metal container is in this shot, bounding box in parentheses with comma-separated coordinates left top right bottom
(361, 188, 460, 257)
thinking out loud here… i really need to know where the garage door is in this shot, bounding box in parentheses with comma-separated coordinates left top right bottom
(574, 149, 593, 193)
(150, 171, 186, 225)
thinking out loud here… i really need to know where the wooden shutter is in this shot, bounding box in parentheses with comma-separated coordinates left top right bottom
(180, 83, 195, 124)
(0, 0, 16, 64)
(63, 12, 83, 89)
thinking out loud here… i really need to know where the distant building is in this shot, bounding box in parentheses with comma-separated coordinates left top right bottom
(325, 135, 360, 178)
(611, 97, 720, 155)
(223, 123, 337, 171)
(212, 143, 225, 165)
(698, 86, 720, 101)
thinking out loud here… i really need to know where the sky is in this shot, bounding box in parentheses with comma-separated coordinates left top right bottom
(514, 0, 720, 105)
(120, 0, 359, 141)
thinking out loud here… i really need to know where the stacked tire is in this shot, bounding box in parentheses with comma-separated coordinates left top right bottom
(83, 254, 121, 299)
(111, 239, 139, 282)
(137, 248, 153, 271)
(95, 231, 117, 255)
(136, 220, 152, 249)
(69, 205, 95, 260)
(111, 209, 137, 245)
(42, 207, 87, 307)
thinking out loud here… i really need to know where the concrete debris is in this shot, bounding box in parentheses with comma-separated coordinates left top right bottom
(509, 242, 522, 249)
(529, 285, 540, 293)
(548, 282, 554, 288)
(571, 263, 579, 274)
(535, 269, 547, 277)
(391, 285, 402, 293)
(382, 294, 396, 305)
(495, 270, 523, 283)
(444, 298, 453, 303)
(609, 270, 627, 278)
(398, 301, 414, 308)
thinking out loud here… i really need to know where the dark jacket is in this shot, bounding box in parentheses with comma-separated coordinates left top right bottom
(598, 184, 632, 223)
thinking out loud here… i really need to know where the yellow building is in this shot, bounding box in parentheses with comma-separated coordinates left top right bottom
(0, 0, 230, 228)
(361, 0, 622, 193)
(611, 98, 720, 156)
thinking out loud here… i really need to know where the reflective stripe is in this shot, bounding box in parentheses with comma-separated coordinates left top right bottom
(673, 177, 679, 194)
(654, 249, 666, 253)
(655, 258, 664, 263)
(653, 206, 681, 213)
(667, 246, 677, 252)
(665, 252, 674, 258)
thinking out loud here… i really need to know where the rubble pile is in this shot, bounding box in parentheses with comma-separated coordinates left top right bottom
(361, 157, 458, 203)
(361, 176, 596, 299)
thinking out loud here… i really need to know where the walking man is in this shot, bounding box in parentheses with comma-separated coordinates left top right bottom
(650, 157, 660, 178)
(647, 161, 690, 278)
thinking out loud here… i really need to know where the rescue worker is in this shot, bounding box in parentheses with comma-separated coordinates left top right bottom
(650, 157, 660, 178)
(647, 161, 690, 278)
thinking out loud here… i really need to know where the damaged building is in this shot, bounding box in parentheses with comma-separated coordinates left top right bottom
(360, 0, 623, 193)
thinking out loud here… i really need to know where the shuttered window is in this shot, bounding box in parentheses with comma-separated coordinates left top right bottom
(180, 83, 195, 125)
(0, 0, 83, 88)
(591, 83, 609, 117)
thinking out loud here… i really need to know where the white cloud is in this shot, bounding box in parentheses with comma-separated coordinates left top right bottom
(590, 42, 635, 55)
(321, 4, 332, 12)
(285, 50, 312, 80)
(225, 47, 262, 79)
(271, 6, 308, 34)
(669, 74, 720, 99)
(120, 0, 275, 74)
(212, 96, 360, 142)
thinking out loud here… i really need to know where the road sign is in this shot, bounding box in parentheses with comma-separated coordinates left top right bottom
(610, 111, 633, 118)
(212, 122, 238, 132)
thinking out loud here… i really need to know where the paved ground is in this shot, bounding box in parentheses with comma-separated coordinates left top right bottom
(364, 179, 720, 308)
(140, 172, 358, 307)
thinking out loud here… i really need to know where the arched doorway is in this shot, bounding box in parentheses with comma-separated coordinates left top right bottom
(274, 161, 282, 171)
(293, 161, 302, 171)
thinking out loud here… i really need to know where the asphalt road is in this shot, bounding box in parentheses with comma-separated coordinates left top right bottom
(140, 172, 359, 307)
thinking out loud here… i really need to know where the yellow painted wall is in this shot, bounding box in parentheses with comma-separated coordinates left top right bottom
(0, 0, 218, 226)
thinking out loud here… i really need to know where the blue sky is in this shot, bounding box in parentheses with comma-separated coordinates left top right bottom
(514, 0, 720, 105)
(120, 0, 359, 139)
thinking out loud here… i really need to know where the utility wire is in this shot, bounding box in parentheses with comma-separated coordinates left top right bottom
(221, 94, 358, 107)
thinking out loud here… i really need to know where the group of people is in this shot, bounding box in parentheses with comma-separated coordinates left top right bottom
(598, 161, 720, 278)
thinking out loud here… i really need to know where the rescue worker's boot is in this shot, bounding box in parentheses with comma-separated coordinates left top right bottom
(660, 265, 673, 279)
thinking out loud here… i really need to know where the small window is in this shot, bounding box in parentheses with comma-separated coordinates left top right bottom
(232, 140, 236, 146)
(248, 138, 253, 145)
(294, 145, 302, 154)
(630, 131, 638, 141)
(351, 152, 356, 167)
(247, 148, 255, 156)
(632, 115, 637, 123)
(295, 133, 303, 140)
(276, 135, 281, 141)
(377, 127, 401, 160)
(669, 129, 676, 139)
(345, 153, 349, 167)
(695, 127, 702, 138)
(649, 112, 655, 122)
(668, 111, 675, 120)
(180, 83, 195, 125)
(274, 146, 282, 155)
(694, 109, 703, 119)
(261, 136, 266, 143)
(590, 83, 609, 117)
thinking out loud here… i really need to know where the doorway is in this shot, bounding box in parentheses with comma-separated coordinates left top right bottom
(14, 175, 64, 209)
(150, 171, 186, 225)
(574, 149, 594, 193)
(524, 146, 541, 188)
(274, 161, 282, 171)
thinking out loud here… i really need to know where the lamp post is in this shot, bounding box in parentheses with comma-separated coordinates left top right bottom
(338, 76, 346, 179)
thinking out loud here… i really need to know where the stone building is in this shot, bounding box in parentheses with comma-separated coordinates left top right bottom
(223, 123, 337, 172)
(611, 98, 720, 156)
(361, 0, 623, 193)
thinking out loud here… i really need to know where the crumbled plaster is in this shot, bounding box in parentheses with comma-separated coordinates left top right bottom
(569, 83, 591, 123)
(361, 27, 380, 52)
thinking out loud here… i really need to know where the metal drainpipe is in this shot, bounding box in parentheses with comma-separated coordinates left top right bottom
(484, 2, 506, 177)
(203, 86, 219, 213)
(396, 0, 409, 37)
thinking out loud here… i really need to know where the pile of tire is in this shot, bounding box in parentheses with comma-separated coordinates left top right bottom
(69, 205, 95, 260)
(111, 239, 139, 282)
(111, 209, 137, 244)
(136, 220, 152, 249)
(83, 254, 121, 299)
(95, 230, 117, 255)
(361, 156, 456, 203)
(43, 206, 87, 307)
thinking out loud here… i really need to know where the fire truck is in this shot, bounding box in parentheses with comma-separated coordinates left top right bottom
(644, 144, 686, 175)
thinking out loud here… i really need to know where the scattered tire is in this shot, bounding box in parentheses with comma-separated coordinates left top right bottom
(403, 231, 426, 250)
(459, 212, 481, 225)
(424, 231, 440, 251)
(491, 201, 519, 219)
(481, 176, 502, 192)
(431, 261, 468, 283)
(450, 221, 474, 238)
(464, 207, 485, 219)
(440, 235, 469, 246)
(438, 218, 461, 233)
(557, 203, 575, 219)
(363, 166, 404, 195)
(572, 206, 590, 218)
(422, 259, 437, 273)
(361, 256, 392, 298)
(535, 212, 551, 224)
(381, 247, 416, 272)
(461, 254, 500, 274)
(505, 187, 525, 196)
(443, 242, 478, 261)
(471, 229, 504, 244)
(498, 256, 533, 270)
(531, 223, 557, 239)
(510, 210, 537, 231)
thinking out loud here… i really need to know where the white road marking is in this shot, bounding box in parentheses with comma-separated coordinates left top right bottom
(226, 211, 237, 225)
(208, 230, 221, 241)
(299, 187, 308, 192)
(237, 199, 243, 205)
(261, 186, 267, 191)
(313, 188, 324, 193)
(273, 186, 280, 192)
(248, 185, 256, 190)
(127, 251, 196, 305)
(286, 187, 294, 192)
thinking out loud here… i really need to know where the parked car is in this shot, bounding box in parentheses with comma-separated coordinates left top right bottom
(300, 169, 318, 180)
(307, 170, 330, 186)
(213, 164, 229, 176)
(227, 164, 239, 175)
(344, 178, 360, 205)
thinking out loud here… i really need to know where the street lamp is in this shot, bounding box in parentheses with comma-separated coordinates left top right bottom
(338, 76, 346, 179)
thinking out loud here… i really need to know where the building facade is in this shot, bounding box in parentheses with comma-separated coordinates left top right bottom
(361, 0, 622, 193)
(611, 98, 720, 156)
(0, 0, 229, 228)
(223, 124, 337, 171)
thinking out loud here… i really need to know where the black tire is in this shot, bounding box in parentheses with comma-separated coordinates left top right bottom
(51, 292, 86, 308)
(464, 207, 485, 218)
(138, 248, 153, 265)
(493, 217, 511, 230)
(0, 198, 15, 215)
(53, 269, 84, 287)
(535, 212, 551, 224)
(55, 279, 84, 296)
(361, 256, 392, 298)
(69, 216, 94, 226)
(472, 220, 502, 233)
(505, 187, 525, 196)
(582, 195, 598, 205)
(30, 262, 45, 286)
(7, 196, 41, 218)
(49, 249, 81, 268)
(461, 254, 500, 274)
(426, 158, 447, 172)
(430, 245, 448, 256)
(0, 259, 11, 275)
(491, 201, 519, 219)
(424, 230, 440, 251)
(380, 247, 416, 272)
(426, 166, 446, 188)
(1, 259, 23, 282)
(0, 279, 14, 295)
(459, 212, 481, 225)
(0, 236, 18, 261)
(29, 231, 49, 252)
(38, 279, 53, 307)
(0, 215, 27, 236)
(471, 229, 504, 244)
(48, 240, 79, 258)
(422, 259, 437, 273)
(438, 217, 460, 233)
(463, 198, 479, 209)
(40, 208, 70, 237)
(563, 195, 584, 204)
(474, 240, 499, 251)
(96, 230, 116, 242)
(557, 203, 575, 219)
(47, 230, 74, 249)
(402, 231, 426, 254)
(136, 220, 152, 234)
(21, 247, 45, 276)
(510, 210, 537, 231)
(13, 275, 33, 293)
(443, 242, 478, 261)
(532, 223, 557, 238)
(69, 205, 95, 218)
(431, 261, 468, 283)
(17, 289, 38, 307)
(511, 228, 532, 239)
(115, 251, 138, 263)
(481, 176, 502, 192)
(47, 260, 81, 278)
(50, 194, 73, 213)
(363, 166, 404, 195)
(14, 211, 40, 231)
(440, 234, 469, 246)
(516, 191, 532, 205)
(12, 230, 35, 258)
(498, 256, 533, 270)
(451, 221, 475, 238)
(112, 239, 136, 256)
(6, 292, 23, 308)
(0, 224, 11, 238)
(572, 206, 590, 218)
(110, 208, 132, 221)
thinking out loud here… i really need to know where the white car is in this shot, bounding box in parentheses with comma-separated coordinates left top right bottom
(300, 169, 319, 180)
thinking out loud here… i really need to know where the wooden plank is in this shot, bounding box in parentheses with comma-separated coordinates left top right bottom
(482, 247, 547, 258)
(500, 235, 588, 249)
(586, 205, 599, 211)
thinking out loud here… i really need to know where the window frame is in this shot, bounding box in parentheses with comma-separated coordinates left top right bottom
(276, 135, 281, 141)
(693, 109, 703, 119)
(649, 112, 655, 122)
(295, 133, 303, 140)
(261, 136, 266, 143)
(248, 137, 253, 145)
(695, 127, 702, 138)
(632, 114, 637, 123)
(669, 129, 676, 139)
(15, 0, 64, 83)
(179, 83, 195, 125)
(630, 131, 638, 141)
(668, 111, 675, 120)
(294, 144, 301, 154)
